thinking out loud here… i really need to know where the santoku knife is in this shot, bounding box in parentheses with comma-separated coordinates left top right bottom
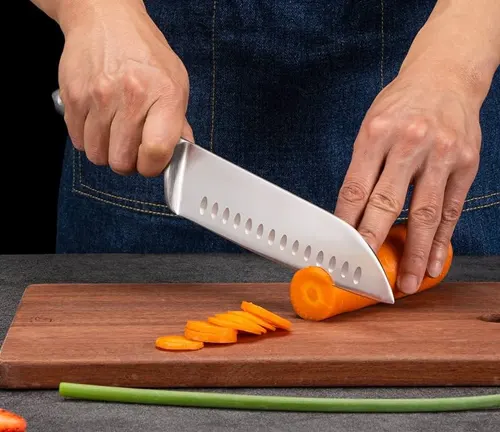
(51, 89, 395, 304)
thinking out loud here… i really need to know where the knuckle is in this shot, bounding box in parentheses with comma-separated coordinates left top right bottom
(434, 129, 458, 156)
(459, 147, 480, 170)
(109, 158, 135, 175)
(63, 84, 84, 107)
(86, 149, 107, 166)
(441, 199, 463, 223)
(402, 117, 429, 142)
(365, 115, 390, 140)
(122, 72, 147, 98)
(408, 247, 427, 265)
(358, 226, 379, 245)
(338, 180, 369, 205)
(91, 76, 115, 106)
(368, 190, 402, 216)
(411, 204, 440, 226)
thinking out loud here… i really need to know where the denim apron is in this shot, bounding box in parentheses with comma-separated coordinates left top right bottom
(55, 0, 500, 254)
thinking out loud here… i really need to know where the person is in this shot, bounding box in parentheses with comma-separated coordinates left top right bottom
(32, 0, 499, 295)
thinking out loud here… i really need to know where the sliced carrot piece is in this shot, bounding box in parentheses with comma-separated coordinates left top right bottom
(228, 310, 277, 331)
(184, 328, 237, 343)
(240, 301, 292, 330)
(185, 320, 237, 337)
(211, 313, 266, 334)
(155, 335, 204, 351)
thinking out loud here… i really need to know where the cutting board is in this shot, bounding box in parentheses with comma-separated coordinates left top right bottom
(0, 282, 499, 389)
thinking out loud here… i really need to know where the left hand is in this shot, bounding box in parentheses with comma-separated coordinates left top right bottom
(334, 61, 482, 295)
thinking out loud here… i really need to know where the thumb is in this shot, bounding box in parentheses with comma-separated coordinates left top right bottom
(137, 98, 184, 177)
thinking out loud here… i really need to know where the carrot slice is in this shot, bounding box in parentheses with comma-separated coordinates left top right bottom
(240, 301, 292, 330)
(184, 328, 237, 343)
(185, 320, 237, 337)
(289, 223, 454, 321)
(228, 310, 277, 331)
(155, 335, 204, 351)
(211, 313, 266, 334)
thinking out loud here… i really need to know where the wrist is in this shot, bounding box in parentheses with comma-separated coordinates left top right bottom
(399, 11, 500, 106)
(55, 0, 146, 36)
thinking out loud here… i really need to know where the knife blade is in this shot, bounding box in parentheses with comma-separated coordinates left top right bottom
(51, 89, 394, 304)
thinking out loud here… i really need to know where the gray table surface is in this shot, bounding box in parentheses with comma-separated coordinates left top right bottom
(0, 254, 499, 432)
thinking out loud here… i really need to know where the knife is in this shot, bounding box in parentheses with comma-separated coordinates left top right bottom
(51, 89, 394, 304)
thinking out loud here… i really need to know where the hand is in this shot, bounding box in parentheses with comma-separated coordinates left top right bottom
(57, 0, 193, 177)
(334, 60, 483, 295)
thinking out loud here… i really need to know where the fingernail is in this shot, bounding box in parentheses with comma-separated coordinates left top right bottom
(427, 260, 443, 278)
(398, 274, 419, 294)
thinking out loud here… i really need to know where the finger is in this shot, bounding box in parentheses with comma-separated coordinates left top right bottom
(355, 152, 414, 252)
(108, 76, 150, 175)
(83, 109, 113, 165)
(333, 117, 390, 227)
(357, 118, 432, 251)
(397, 168, 448, 294)
(83, 78, 117, 165)
(137, 96, 185, 177)
(427, 168, 475, 277)
(60, 85, 88, 150)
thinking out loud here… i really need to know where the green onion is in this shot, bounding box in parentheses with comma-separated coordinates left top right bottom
(59, 383, 500, 412)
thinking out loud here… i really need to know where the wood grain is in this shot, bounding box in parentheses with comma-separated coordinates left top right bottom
(0, 282, 499, 389)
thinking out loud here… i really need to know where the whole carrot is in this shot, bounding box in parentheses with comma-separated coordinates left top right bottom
(289, 223, 454, 321)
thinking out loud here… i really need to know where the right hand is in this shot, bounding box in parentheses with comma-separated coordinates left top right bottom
(57, 0, 193, 177)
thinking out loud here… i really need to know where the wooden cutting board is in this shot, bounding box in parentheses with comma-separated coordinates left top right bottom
(0, 282, 499, 389)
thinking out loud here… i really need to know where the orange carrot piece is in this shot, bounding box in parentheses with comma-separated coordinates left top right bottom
(184, 328, 237, 343)
(0, 409, 27, 432)
(155, 335, 204, 351)
(228, 310, 277, 331)
(240, 301, 292, 330)
(211, 313, 267, 334)
(185, 320, 237, 337)
(289, 223, 454, 321)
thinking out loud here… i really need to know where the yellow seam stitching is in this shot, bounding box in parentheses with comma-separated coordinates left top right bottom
(72, 188, 180, 218)
(76, 148, 176, 213)
(80, 183, 170, 209)
(380, 0, 384, 90)
(400, 191, 500, 213)
(396, 200, 500, 221)
(209, 0, 217, 152)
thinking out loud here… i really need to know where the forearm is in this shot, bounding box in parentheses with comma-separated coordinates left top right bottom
(30, 0, 146, 34)
(400, 0, 500, 103)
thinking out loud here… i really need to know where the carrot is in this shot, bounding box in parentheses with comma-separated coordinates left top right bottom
(208, 314, 266, 335)
(155, 335, 204, 351)
(184, 320, 237, 338)
(228, 310, 277, 331)
(0, 409, 27, 432)
(240, 301, 292, 330)
(289, 223, 454, 321)
(184, 328, 237, 343)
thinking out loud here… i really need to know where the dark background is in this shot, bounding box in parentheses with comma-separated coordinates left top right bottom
(5, 2, 66, 254)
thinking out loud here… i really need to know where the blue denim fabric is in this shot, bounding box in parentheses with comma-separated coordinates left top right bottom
(55, 0, 500, 254)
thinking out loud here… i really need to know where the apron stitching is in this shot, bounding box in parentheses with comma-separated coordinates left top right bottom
(399, 191, 500, 213)
(380, 0, 385, 90)
(396, 200, 500, 221)
(72, 188, 179, 217)
(75, 147, 177, 214)
(79, 183, 171, 209)
(210, 0, 218, 153)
